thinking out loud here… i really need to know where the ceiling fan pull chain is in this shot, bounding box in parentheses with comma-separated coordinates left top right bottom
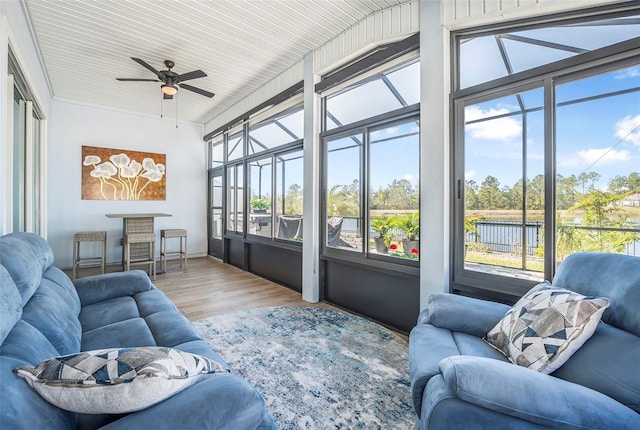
(160, 91, 164, 118)
(175, 94, 179, 129)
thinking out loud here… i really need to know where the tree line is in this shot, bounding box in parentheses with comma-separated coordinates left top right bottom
(466, 172, 640, 211)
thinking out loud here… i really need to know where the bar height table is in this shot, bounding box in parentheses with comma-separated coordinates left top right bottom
(106, 213, 172, 268)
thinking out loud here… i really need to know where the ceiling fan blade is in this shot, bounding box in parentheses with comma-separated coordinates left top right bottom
(116, 78, 160, 82)
(163, 93, 174, 100)
(177, 70, 207, 82)
(179, 83, 214, 98)
(131, 57, 161, 77)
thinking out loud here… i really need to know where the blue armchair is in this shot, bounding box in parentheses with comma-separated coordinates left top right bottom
(409, 252, 640, 429)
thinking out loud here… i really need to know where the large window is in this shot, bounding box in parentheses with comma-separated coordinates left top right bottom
(458, 12, 640, 89)
(275, 149, 304, 241)
(462, 86, 545, 281)
(369, 120, 420, 259)
(213, 100, 304, 243)
(322, 57, 420, 264)
(325, 60, 419, 130)
(227, 128, 244, 162)
(248, 157, 273, 238)
(226, 163, 243, 234)
(453, 6, 640, 297)
(325, 133, 362, 251)
(555, 64, 640, 263)
(249, 106, 303, 155)
(210, 135, 223, 168)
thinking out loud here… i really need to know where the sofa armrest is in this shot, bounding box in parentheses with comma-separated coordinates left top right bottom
(73, 270, 155, 306)
(439, 356, 640, 429)
(424, 293, 510, 337)
(409, 324, 462, 415)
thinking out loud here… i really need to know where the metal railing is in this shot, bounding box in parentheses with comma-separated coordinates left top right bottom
(467, 221, 640, 257)
(468, 221, 543, 256)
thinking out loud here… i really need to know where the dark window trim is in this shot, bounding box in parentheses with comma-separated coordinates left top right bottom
(321, 110, 421, 269)
(453, 36, 640, 99)
(245, 142, 304, 243)
(320, 103, 419, 140)
(315, 32, 419, 94)
(203, 81, 303, 141)
(451, 4, 640, 300)
(245, 234, 302, 252)
(321, 253, 419, 278)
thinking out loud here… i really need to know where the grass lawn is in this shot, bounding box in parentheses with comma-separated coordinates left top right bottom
(465, 251, 545, 272)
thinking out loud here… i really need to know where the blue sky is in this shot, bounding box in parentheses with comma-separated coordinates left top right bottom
(465, 64, 640, 191)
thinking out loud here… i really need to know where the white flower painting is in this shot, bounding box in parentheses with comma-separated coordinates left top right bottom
(82, 146, 166, 200)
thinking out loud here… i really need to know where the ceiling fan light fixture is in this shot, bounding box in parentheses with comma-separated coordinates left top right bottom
(161, 84, 178, 96)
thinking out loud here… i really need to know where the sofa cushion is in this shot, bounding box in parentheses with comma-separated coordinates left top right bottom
(134, 289, 179, 316)
(1, 321, 77, 430)
(145, 311, 202, 347)
(0, 265, 23, 345)
(484, 282, 609, 374)
(14, 347, 230, 414)
(81, 318, 156, 351)
(22, 273, 82, 356)
(79, 297, 140, 332)
(0, 233, 51, 306)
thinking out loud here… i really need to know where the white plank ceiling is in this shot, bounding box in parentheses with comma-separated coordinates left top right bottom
(24, 0, 411, 125)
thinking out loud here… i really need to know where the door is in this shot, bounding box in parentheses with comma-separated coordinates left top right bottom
(208, 168, 224, 258)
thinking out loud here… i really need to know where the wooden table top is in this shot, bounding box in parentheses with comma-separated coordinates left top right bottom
(105, 213, 172, 218)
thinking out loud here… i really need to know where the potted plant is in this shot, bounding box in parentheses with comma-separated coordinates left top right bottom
(250, 198, 271, 213)
(371, 215, 395, 253)
(396, 212, 419, 257)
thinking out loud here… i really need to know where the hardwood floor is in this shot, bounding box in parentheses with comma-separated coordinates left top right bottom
(153, 257, 335, 321)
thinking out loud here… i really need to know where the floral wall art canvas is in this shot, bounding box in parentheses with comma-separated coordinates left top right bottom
(82, 146, 166, 200)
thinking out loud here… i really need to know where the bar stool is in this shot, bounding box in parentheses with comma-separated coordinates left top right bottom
(123, 232, 156, 280)
(160, 229, 188, 273)
(72, 231, 107, 280)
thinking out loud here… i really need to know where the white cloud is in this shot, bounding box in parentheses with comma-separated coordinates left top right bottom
(614, 67, 640, 80)
(465, 106, 521, 141)
(402, 174, 415, 182)
(615, 114, 640, 146)
(560, 148, 631, 167)
(465, 170, 476, 180)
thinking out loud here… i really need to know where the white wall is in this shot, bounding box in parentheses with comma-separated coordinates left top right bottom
(48, 99, 206, 268)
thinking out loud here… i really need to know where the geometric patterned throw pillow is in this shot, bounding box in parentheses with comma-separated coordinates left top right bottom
(484, 282, 610, 374)
(14, 347, 230, 414)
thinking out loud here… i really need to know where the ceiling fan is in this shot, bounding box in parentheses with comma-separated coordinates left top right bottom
(116, 58, 214, 99)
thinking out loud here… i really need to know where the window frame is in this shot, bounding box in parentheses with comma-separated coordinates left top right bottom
(248, 104, 304, 157)
(451, 5, 640, 300)
(321, 106, 421, 272)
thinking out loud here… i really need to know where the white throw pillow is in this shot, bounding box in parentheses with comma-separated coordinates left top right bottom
(484, 282, 609, 374)
(14, 346, 229, 413)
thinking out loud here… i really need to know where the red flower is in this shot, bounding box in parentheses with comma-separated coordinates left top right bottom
(389, 244, 398, 251)
(411, 248, 419, 255)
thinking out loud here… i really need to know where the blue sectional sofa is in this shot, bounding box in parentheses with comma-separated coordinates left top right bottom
(409, 252, 640, 429)
(0, 232, 276, 429)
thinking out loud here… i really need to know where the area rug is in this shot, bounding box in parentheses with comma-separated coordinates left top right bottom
(193, 306, 414, 430)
